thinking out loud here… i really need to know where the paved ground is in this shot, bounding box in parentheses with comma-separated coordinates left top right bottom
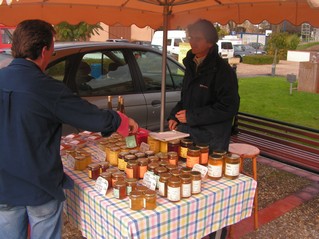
(236, 60, 300, 78)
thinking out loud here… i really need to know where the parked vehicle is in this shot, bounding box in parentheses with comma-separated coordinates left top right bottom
(0, 25, 15, 49)
(0, 42, 185, 134)
(106, 39, 130, 43)
(233, 44, 266, 62)
(216, 40, 234, 60)
(247, 42, 265, 50)
(151, 30, 187, 57)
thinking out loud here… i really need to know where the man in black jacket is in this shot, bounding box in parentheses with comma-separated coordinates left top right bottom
(168, 19, 239, 153)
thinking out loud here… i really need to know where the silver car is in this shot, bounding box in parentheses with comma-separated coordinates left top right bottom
(0, 42, 185, 134)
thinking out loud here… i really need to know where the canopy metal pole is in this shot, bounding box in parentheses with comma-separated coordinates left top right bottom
(160, 4, 169, 132)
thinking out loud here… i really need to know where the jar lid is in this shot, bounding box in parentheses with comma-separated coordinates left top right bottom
(114, 180, 127, 187)
(168, 176, 182, 184)
(129, 149, 139, 155)
(106, 168, 119, 174)
(125, 178, 138, 183)
(196, 144, 209, 149)
(188, 146, 200, 152)
(127, 160, 138, 166)
(135, 152, 146, 158)
(125, 154, 137, 160)
(145, 150, 155, 156)
(157, 152, 168, 160)
(170, 169, 181, 177)
(148, 162, 160, 171)
(110, 146, 120, 151)
(87, 163, 101, 170)
(119, 151, 130, 158)
(100, 172, 112, 178)
(179, 173, 192, 180)
(227, 153, 240, 159)
(190, 171, 201, 178)
(213, 150, 227, 156)
(159, 172, 172, 180)
(144, 189, 156, 197)
(137, 158, 149, 166)
(135, 185, 148, 193)
(129, 190, 144, 198)
(180, 166, 192, 173)
(209, 154, 223, 160)
(148, 156, 159, 162)
(158, 160, 169, 167)
(168, 139, 180, 145)
(165, 164, 177, 171)
(154, 166, 168, 174)
(180, 138, 193, 145)
(167, 151, 178, 157)
(99, 161, 110, 167)
(75, 155, 86, 160)
(112, 172, 125, 178)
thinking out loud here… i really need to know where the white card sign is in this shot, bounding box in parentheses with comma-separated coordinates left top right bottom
(192, 164, 208, 178)
(142, 171, 157, 190)
(95, 176, 109, 195)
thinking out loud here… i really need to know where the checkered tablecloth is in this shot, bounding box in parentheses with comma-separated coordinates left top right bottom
(63, 143, 257, 239)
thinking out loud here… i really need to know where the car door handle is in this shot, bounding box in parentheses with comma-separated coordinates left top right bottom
(151, 100, 161, 107)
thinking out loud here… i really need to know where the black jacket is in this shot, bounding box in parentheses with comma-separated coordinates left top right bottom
(168, 45, 240, 151)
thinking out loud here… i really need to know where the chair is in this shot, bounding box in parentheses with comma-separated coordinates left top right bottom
(228, 143, 260, 232)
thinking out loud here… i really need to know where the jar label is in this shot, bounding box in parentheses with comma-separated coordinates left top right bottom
(192, 180, 201, 194)
(127, 185, 133, 195)
(125, 168, 134, 179)
(158, 181, 165, 196)
(200, 152, 209, 164)
(225, 163, 240, 176)
(167, 186, 181, 201)
(180, 146, 188, 158)
(182, 183, 192, 197)
(186, 156, 199, 168)
(118, 158, 126, 171)
(207, 164, 223, 177)
(113, 188, 120, 199)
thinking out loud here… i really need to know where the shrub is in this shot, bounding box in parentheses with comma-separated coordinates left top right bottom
(242, 55, 279, 64)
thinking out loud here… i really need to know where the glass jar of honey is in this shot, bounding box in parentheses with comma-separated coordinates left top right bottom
(179, 173, 192, 198)
(179, 138, 193, 162)
(158, 172, 171, 197)
(147, 162, 159, 174)
(207, 154, 223, 180)
(167, 176, 182, 202)
(113, 180, 127, 199)
(112, 172, 125, 187)
(224, 153, 241, 180)
(157, 152, 168, 162)
(144, 189, 157, 210)
(190, 171, 202, 194)
(109, 147, 120, 166)
(99, 161, 110, 173)
(186, 146, 200, 168)
(167, 151, 178, 166)
(129, 190, 144, 210)
(100, 171, 112, 188)
(124, 154, 137, 171)
(154, 166, 169, 188)
(137, 158, 149, 179)
(168, 139, 180, 154)
(125, 178, 138, 195)
(118, 151, 129, 171)
(196, 144, 209, 166)
(147, 136, 160, 153)
(125, 160, 139, 179)
(76, 150, 92, 166)
(74, 155, 87, 171)
(87, 163, 101, 180)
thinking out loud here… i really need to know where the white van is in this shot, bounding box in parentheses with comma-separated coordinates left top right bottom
(151, 30, 187, 56)
(217, 40, 234, 60)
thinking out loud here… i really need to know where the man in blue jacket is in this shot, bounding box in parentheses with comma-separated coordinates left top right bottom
(0, 19, 138, 239)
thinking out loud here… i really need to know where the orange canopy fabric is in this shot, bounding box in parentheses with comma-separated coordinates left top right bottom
(0, 0, 318, 27)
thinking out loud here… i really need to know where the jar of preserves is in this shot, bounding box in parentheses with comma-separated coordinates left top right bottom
(147, 162, 159, 174)
(154, 166, 169, 188)
(160, 141, 168, 153)
(167, 151, 178, 166)
(111, 172, 125, 187)
(190, 171, 202, 194)
(144, 189, 157, 210)
(125, 160, 139, 179)
(113, 180, 127, 199)
(109, 147, 120, 166)
(213, 150, 227, 174)
(196, 144, 209, 166)
(157, 152, 168, 162)
(129, 190, 144, 210)
(105, 143, 115, 163)
(179, 138, 193, 162)
(74, 155, 87, 171)
(124, 154, 137, 171)
(145, 150, 155, 158)
(125, 178, 138, 195)
(167, 176, 182, 202)
(100, 171, 112, 188)
(148, 155, 159, 163)
(147, 136, 160, 153)
(179, 173, 192, 198)
(158, 172, 171, 197)
(180, 167, 192, 174)
(165, 163, 177, 172)
(135, 152, 146, 159)
(207, 154, 223, 180)
(88, 163, 101, 180)
(77, 150, 92, 166)
(168, 139, 180, 154)
(135, 185, 148, 194)
(118, 151, 129, 171)
(99, 161, 110, 173)
(224, 153, 241, 180)
(137, 158, 149, 179)
(186, 146, 200, 168)
(170, 168, 181, 177)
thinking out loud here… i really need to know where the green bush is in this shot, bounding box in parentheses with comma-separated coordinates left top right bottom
(242, 55, 279, 65)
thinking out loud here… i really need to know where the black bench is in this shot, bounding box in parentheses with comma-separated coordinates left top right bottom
(231, 112, 319, 173)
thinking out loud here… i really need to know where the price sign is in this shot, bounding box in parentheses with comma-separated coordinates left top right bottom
(66, 154, 75, 169)
(143, 171, 157, 190)
(94, 176, 109, 195)
(125, 135, 137, 148)
(192, 164, 208, 178)
(139, 142, 150, 152)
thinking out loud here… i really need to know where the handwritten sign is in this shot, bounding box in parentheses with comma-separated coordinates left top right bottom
(192, 164, 208, 178)
(94, 176, 109, 195)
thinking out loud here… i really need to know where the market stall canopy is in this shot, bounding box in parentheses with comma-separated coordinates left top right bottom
(0, 0, 319, 28)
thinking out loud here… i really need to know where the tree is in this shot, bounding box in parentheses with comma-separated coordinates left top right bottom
(266, 32, 300, 59)
(54, 22, 103, 41)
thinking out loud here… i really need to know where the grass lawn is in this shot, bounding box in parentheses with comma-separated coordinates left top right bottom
(238, 76, 319, 129)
